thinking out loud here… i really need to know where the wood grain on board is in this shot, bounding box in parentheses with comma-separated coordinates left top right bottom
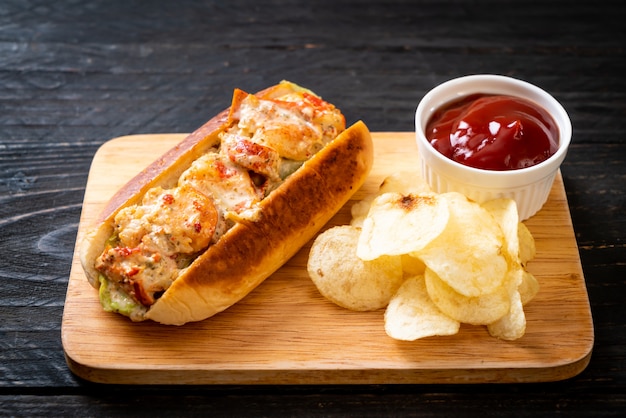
(61, 132, 593, 385)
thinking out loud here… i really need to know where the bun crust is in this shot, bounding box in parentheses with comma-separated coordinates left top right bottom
(80, 83, 373, 325)
(147, 121, 372, 324)
(79, 111, 228, 289)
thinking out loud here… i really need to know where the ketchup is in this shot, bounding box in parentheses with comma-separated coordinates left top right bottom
(426, 94, 559, 170)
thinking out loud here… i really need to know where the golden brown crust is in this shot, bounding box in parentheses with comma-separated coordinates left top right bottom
(80, 82, 373, 325)
(97, 110, 229, 224)
(146, 121, 373, 324)
(79, 113, 227, 288)
(92, 82, 283, 224)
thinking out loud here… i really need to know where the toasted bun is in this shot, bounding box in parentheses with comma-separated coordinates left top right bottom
(79, 111, 228, 289)
(146, 121, 372, 324)
(80, 83, 373, 325)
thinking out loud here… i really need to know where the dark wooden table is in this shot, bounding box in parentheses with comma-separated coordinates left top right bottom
(1, 0, 624, 416)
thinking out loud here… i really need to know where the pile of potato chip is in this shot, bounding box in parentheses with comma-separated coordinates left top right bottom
(307, 172, 539, 341)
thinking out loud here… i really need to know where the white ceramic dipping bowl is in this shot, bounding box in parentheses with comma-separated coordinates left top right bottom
(415, 74, 572, 220)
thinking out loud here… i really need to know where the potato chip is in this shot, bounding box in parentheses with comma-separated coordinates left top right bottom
(424, 267, 510, 325)
(378, 171, 433, 195)
(518, 222, 536, 266)
(351, 172, 432, 228)
(307, 225, 404, 311)
(357, 192, 449, 261)
(401, 254, 426, 277)
(488, 267, 527, 340)
(385, 275, 460, 341)
(482, 198, 520, 262)
(350, 197, 374, 228)
(350, 192, 377, 228)
(481, 199, 538, 313)
(487, 291, 526, 340)
(415, 192, 508, 297)
(309, 171, 541, 342)
(518, 268, 540, 305)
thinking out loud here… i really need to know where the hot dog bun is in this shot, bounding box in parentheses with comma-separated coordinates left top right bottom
(80, 81, 373, 325)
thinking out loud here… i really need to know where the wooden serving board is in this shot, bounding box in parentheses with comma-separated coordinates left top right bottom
(62, 132, 593, 385)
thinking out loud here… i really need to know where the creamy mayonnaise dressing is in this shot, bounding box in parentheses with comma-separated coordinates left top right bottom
(95, 84, 345, 316)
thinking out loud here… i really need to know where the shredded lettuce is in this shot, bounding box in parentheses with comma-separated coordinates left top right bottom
(98, 275, 144, 319)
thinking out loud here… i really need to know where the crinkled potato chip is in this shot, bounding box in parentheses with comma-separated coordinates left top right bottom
(357, 192, 449, 261)
(351, 172, 433, 228)
(401, 254, 426, 277)
(307, 225, 404, 311)
(482, 198, 520, 262)
(424, 268, 510, 325)
(487, 290, 525, 340)
(415, 192, 508, 297)
(518, 222, 536, 266)
(378, 171, 433, 195)
(385, 275, 460, 341)
(482, 198, 538, 316)
(308, 171, 540, 342)
(350, 198, 374, 228)
(350, 191, 378, 228)
(488, 267, 527, 340)
(518, 268, 540, 305)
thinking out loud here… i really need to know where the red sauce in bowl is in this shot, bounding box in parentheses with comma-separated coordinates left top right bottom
(425, 94, 559, 170)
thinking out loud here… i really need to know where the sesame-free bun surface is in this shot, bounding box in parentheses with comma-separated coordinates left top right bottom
(146, 121, 373, 324)
(79, 81, 373, 324)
